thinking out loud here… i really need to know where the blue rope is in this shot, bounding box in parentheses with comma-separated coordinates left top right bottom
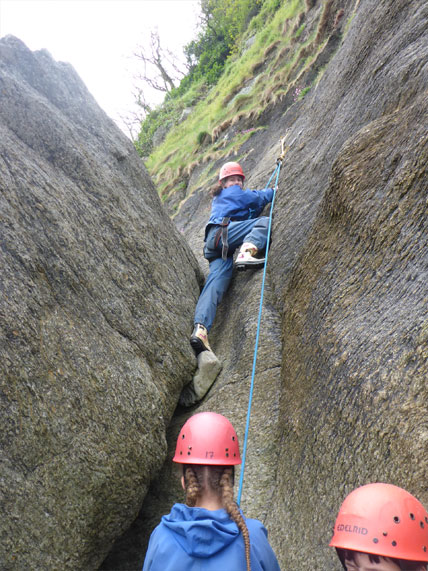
(237, 161, 282, 506)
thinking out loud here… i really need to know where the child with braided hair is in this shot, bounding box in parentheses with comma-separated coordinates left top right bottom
(142, 412, 280, 571)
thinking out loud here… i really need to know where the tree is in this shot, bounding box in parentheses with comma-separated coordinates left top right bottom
(133, 28, 188, 96)
(133, 0, 263, 156)
(182, 0, 262, 85)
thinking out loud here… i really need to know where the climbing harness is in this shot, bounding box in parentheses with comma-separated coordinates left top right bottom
(220, 217, 231, 260)
(212, 217, 231, 260)
(237, 138, 288, 506)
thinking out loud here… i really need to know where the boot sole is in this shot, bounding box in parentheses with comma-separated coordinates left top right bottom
(190, 337, 210, 355)
(236, 260, 265, 271)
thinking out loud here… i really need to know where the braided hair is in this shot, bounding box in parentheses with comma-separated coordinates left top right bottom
(183, 464, 251, 571)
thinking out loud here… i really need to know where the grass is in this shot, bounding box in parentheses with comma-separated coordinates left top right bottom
(144, 0, 349, 214)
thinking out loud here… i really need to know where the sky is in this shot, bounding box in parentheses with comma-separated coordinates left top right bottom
(0, 0, 201, 137)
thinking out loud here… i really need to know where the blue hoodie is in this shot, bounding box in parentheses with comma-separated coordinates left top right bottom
(207, 184, 274, 228)
(142, 503, 280, 571)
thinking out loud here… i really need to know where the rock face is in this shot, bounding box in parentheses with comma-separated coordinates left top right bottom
(2, 0, 428, 568)
(0, 36, 202, 570)
(269, 89, 428, 570)
(103, 0, 428, 570)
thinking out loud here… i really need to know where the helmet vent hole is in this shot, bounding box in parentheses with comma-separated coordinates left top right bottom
(420, 521, 425, 529)
(410, 513, 415, 520)
(423, 546, 427, 552)
(393, 516, 400, 524)
(181, 434, 185, 439)
(425, 517, 428, 524)
(392, 541, 397, 547)
(373, 538, 379, 544)
(383, 532, 388, 537)
(232, 436, 235, 441)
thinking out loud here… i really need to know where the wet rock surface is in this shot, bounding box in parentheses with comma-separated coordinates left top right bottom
(0, 36, 201, 570)
(1, 0, 427, 568)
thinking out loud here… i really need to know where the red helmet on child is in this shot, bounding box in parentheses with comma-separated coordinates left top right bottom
(219, 162, 245, 182)
(330, 483, 428, 562)
(173, 412, 241, 465)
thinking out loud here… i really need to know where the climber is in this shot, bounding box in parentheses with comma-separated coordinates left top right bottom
(190, 161, 273, 355)
(330, 482, 428, 571)
(142, 411, 280, 571)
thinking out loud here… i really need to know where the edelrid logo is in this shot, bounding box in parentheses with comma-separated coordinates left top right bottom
(337, 524, 368, 535)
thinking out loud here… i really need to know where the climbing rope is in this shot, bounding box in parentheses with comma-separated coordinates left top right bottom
(237, 139, 287, 506)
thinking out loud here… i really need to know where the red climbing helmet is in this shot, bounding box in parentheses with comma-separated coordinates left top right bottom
(173, 412, 241, 465)
(330, 483, 428, 562)
(219, 161, 245, 182)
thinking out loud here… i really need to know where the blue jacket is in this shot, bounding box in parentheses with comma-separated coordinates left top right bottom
(205, 184, 274, 237)
(142, 503, 281, 571)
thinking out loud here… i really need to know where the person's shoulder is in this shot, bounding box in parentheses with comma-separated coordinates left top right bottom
(245, 518, 281, 569)
(223, 184, 244, 194)
(245, 517, 269, 537)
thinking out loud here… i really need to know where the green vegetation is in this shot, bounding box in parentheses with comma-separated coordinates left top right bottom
(135, 0, 345, 211)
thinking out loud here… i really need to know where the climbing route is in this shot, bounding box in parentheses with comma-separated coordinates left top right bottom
(237, 138, 288, 505)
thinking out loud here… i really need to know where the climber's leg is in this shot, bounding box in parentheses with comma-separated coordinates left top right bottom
(242, 216, 269, 251)
(191, 256, 233, 354)
(226, 218, 265, 252)
(235, 217, 270, 270)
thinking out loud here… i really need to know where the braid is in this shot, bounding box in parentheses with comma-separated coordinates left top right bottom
(219, 468, 251, 571)
(183, 466, 201, 507)
(182, 465, 251, 571)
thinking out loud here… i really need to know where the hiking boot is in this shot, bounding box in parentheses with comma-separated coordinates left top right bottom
(235, 242, 265, 271)
(190, 323, 211, 355)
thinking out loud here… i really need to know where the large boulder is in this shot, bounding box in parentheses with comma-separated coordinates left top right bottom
(0, 36, 202, 570)
(268, 92, 428, 570)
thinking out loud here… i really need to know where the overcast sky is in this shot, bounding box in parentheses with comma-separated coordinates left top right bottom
(0, 0, 200, 136)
